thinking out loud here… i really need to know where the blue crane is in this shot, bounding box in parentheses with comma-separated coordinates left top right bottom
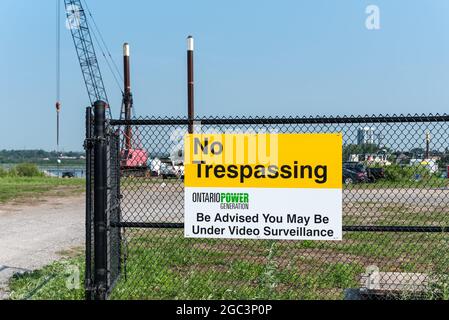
(63, 0, 112, 117)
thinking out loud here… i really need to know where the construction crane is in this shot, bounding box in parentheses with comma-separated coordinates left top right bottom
(63, 0, 111, 117)
(62, 0, 148, 172)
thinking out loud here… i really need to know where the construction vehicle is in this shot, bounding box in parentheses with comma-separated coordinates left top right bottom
(63, 0, 148, 171)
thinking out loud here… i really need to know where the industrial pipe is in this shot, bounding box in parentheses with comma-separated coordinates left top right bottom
(124, 43, 132, 150)
(187, 36, 195, 134)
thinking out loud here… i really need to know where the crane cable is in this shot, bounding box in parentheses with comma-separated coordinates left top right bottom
(56, 0, 61, 152)
(82, 0, 124, 95)
(56, 0, 127, 139)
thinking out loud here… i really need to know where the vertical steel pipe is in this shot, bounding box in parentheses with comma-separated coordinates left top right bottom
(124, 43, 132, 150)
(187, 36, 195, 134)
(93, 100, 107, 300)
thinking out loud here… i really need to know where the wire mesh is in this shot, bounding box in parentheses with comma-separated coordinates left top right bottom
(106, 130, 121, 292)
(84, 110, 95, 299)
(97, 114, 449, 300)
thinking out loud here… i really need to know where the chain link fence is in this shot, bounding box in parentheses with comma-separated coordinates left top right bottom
(87, 107, 449, 300)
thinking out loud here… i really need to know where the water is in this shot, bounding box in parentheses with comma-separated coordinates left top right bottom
(40, 167, 86, 178)
(0, 164, 86, 178)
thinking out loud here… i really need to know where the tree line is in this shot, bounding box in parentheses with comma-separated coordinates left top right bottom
(0, 150, 85, 164)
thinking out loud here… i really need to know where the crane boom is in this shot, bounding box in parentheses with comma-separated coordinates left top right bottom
(63, 0, 148, 172)
(64, 0, 111, 116)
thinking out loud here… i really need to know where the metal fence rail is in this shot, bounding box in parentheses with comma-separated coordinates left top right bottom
(87, 106, 449, 300)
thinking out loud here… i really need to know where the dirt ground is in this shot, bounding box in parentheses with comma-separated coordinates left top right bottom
(0, 195, 85, 299)
(119, 183, 449, 224)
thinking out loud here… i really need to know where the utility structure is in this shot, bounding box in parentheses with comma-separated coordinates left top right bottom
(119, 43, 148, 171)
(187, 36, 195, 134)
(122, 43, 133, 150)
(56, 0, 62, 149)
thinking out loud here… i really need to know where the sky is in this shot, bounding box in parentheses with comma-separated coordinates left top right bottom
(1, 0, 449, 151)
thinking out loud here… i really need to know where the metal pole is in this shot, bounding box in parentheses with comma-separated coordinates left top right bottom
(93, 100, 108, 300)
(56, 0, 61, 153)
(187, 36, 195, 134)
(123, 43, 132, 150)
(85, 106, 93, 300)
(56, 104, 60, 149)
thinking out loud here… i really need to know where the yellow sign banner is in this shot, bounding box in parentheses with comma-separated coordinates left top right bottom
(184, 133, 342, 189)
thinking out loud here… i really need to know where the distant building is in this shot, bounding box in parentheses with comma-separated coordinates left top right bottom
(357, 127, 375, 145)
(349, 153, 390, 165)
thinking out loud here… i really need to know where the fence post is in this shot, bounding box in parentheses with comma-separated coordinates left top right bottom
(93, 100, 108, 300)
(85, 106, 93, 300)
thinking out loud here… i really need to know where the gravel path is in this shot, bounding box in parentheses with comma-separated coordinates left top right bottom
(0, 195, 84, 299)
(120, 184, 449, 224)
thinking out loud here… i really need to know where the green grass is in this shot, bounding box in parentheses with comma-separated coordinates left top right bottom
(8, 255, 85, 300)
(8, 228, 449, 300)
(0, 177, 85, 203)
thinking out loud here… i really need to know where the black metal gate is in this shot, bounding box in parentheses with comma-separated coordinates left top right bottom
(86, 100, 449, 300)
(85, 102, 121, 300)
